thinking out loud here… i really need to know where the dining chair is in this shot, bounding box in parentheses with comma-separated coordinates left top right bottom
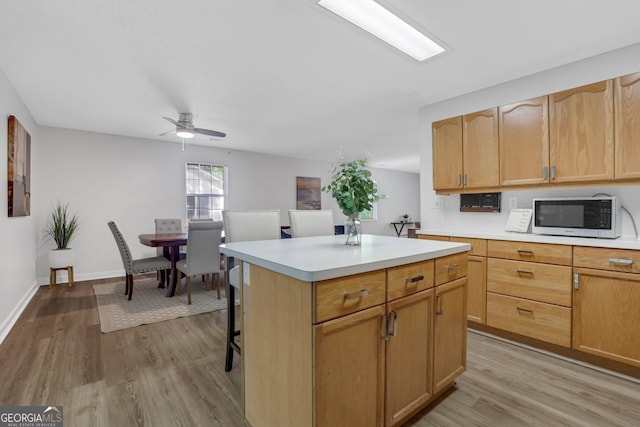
(288, 209, 335, 238)
(108, 221, 171, 300)
(175, 220, 224, 304)
(222, 209, 281, 371)
(154, 218, 183, 285)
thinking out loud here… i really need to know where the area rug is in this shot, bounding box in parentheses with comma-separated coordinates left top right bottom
(93, 277, 228, 333)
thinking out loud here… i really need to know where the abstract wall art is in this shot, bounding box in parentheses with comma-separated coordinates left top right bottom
(7, 115, 31, 217)
(296, 176, 321, 210)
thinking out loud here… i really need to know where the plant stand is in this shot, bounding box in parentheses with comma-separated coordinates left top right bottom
(49, 266, 74, 288)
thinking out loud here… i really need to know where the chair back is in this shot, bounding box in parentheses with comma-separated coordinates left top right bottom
(183, 221, 223, 276)
(155, 218, 182, 255)
(108, 221, 133, 273)
(288, 209, 335, 238)
(222, 210, 281, 243)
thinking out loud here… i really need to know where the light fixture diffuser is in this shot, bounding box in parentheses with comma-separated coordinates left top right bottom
(318, 0, 445, 61)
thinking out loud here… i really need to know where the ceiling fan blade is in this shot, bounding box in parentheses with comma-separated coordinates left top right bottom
(162, 116, 179, 126)
(195, 128, 226, 138)
(159, 129, 176, 136)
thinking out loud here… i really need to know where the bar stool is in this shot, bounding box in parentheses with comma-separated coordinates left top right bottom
(222, 209, 281, 372)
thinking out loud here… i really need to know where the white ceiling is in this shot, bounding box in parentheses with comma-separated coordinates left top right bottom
(2, 1, 640, 173)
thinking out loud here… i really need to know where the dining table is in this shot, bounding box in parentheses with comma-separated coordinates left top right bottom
(138, 233, 187, 297)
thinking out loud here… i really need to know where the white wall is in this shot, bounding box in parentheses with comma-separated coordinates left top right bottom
(419, 42, 640, 237)
(0, 68, 40, 343)
(35, 127, 420, 284)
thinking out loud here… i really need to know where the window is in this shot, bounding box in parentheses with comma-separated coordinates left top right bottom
(185, 163, 226, 221)
(359, 203, 377, 221)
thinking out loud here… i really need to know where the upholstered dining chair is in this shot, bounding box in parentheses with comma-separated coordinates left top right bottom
(222, 209, 281, 371)
(288, 209, 335, 238)
(175, 220, 224, 304)
(154, 218, 182, 285)
(108, 221, 171, 300)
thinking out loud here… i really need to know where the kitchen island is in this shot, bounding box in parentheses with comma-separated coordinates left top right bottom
(219, 234, 470, 427)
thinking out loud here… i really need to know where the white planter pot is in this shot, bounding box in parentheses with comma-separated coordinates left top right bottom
(49, 248, 74, 268)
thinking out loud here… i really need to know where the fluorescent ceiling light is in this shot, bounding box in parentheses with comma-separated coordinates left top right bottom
(318, 0, 445, 62)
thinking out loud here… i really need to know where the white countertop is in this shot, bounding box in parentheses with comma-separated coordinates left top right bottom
(417, 228, 640, 250)
(219, 234, 470, 282)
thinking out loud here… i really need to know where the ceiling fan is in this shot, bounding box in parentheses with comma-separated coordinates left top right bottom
(160, 113, 226, 139)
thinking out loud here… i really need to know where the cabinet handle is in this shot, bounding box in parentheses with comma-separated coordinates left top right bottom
(457, 174, 461, 186)
(516, 306, 534, 314)
(574, 273, 579, 290)
(381, 314, 390, 341)
(344, 289, 369, 300)
(443, 264, 460, 272)
(516, 269, 534, 277)
(463, 174, 468, 186)
(436, 294, 444, 315)
(550, 165, 556, 180)
(542, 166, 548, 180)
(609, 258, 633, 265)
(517, 249, 534, 256)
(390, 311, 398, 337)
(405, 275, 424, 286)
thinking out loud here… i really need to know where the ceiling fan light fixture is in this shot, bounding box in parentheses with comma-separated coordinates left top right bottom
(318, 0, 445, 62)
(176, 122, 195, 139)
(176, 129, 195, 139)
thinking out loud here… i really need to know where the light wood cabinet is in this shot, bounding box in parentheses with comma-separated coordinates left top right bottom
(549, 80, 614, 183)
(433, 277, 468, 394)
(499, 96, 550, 186)
(614, 72, 640, 180)
(451, 237, 487, 324)
(432, 117, 463, 191)
(315, 305, 386, 427)
(418, 234, 450, 242)
(573, 246, 640, 368)
(462, 108, 500, 189)
(385, 290, 434, 426)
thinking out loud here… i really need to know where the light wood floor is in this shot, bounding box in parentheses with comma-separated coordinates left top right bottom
(1, 279, 639, 427)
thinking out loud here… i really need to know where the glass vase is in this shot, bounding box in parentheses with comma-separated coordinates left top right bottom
(344, 216, 362, 246)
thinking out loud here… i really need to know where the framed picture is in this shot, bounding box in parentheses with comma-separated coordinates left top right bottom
(7, 115, 31, 217)
(296, 176, 321, 210)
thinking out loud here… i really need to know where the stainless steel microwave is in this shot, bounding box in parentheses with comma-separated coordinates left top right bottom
(532, 197, 621, 238)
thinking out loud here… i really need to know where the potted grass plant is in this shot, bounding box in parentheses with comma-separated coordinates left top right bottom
(323, 158, 385, 245)
(45, 201, 80, 268)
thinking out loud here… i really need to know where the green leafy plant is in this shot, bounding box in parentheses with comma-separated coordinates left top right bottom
(45, 201, 79, 249)
(322, 158, 385, 217)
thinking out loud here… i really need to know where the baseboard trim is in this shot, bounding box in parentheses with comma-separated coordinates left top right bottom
(0, 279, 39, 345)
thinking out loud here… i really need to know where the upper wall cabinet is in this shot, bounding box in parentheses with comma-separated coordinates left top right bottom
(614, 72, 640, 180)
(549, 81, 614, 183)
(499, 96, 549, 186)
(463, 108, 500, 189)
(432, 116, 463, 191)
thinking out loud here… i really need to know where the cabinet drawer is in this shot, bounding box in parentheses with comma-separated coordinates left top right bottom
(450, 237, 487, 257)
(486, 293, 571, 347)
(314, 270, 386, 323)
(573, 246, 640, 273)
(487, 258, 572, 307)
(488, 240, 572, 265)
(418, 234, 450, 242)
(387, 260, 434, 301)
(435, 253, 468, 285)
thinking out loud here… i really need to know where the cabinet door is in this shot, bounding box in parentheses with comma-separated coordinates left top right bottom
(385, 290, 434, 427)
(549, 80, 614, 183)
(315, 305, 385, 427)
(466, 255, 486, 324)
(614, 72, 640, 180)
(573, 268, 640, 368)
(499, 96, 550, 186)
(433, 277, 467, 395)
(432, 117, 463, 191)
(463, 108, 500, 188)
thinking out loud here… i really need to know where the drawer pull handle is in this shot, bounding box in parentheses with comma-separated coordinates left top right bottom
(516, 269, 534, 277)
(516, 306, 534, 314)
(517, 249, 534, 256)
(443, 264, 460, 272)
(609, 258, 633, 265)
(436, 294, 444, 315)
(344, 289, 369, 301)
(405, 275, 424, 285)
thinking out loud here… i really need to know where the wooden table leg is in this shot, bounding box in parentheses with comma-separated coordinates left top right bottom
(67, 266, 74, 288)
(166, 244, 179, 297)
